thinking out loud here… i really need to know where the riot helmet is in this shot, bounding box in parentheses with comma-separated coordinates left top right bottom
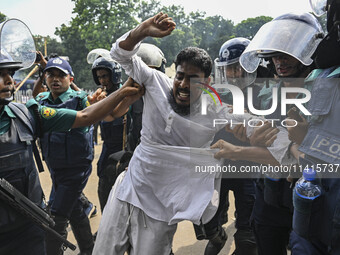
(309, 0, 340, 67)
(0, 19, 36, 71)
(309, 0, 340, 31)
(0, 19, 36, 104)
(240, 12, 324, 73)
(214, 37, 256, 90)
(137, 43, 166, 73)
(0, 49, 22, 71)
(91, 57, 122, 85)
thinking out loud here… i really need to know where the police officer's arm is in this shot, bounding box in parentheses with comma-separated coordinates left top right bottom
(70, 82, 81, 91)
(286, 117, 309, 145)
(103, 78, 144, 121)
(289, 143, 304, 160)
(211, 140, 280, 165)
(119, 12, 175, 51)
(32, 75, 47, 98)
(72, 80, 143, 128)
(32, 51, 48, 98)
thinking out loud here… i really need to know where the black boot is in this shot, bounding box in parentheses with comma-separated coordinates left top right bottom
(70, 216, 94, 255)
(46, 215, 69, 255)
(232, 229, 257, 255)
(204, 227, 228, 255)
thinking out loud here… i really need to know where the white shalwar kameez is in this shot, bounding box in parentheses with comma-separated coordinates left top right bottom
(93, 31, 296, 255)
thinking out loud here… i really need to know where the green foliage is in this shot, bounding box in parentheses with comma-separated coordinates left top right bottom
(0, 12, 6, 23)
(234, 16, 273, 39)
(137, 0, 162, 21)
(55, 23, 94, 90)
(52, 0, 141, 89)
(69, 0, 139, 50)
(192, 15, 234, 61)
(139, 4, 206, 64)
(34, 36, 65, 57)
(26, 0, 275, 89)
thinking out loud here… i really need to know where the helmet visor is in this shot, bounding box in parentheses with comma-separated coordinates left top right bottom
(215, 57, 240, 67)
(214, 58, 257, 90)
(0, 19, 36, 69)
(240, 19, 323, 73)
(309, 0, 327, 16)
(87, 48, 112, 64)
(137, 43, 166, 68)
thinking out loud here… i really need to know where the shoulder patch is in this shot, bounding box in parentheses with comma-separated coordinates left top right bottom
(41, 106, 57, 119)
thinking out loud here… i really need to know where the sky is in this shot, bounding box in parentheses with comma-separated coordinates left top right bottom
(1, 0, 314, 38)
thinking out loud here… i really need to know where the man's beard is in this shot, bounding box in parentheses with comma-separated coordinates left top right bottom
(168, 89, 191, 116)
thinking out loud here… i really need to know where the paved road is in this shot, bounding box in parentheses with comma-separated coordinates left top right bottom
(39, 141, 236, 255)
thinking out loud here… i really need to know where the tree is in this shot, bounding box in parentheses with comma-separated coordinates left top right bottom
(53, 0, 277, 89)
(0, 12, 6, 23)
(69, 0, 139, 50)
(55, 0, 140, 89)
(136, 3, 206, 64)
(34, 36, 66, 57)
(56, 23, 94, 90)
(137, 0, 162, 21)
(234, 16, 273, 39)
(192, 15, 234, 61)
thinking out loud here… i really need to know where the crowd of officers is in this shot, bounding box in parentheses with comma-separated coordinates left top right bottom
(0, 0, 339, 254)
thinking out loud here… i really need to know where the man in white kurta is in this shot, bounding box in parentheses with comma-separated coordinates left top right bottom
(93, 13, 295, 255)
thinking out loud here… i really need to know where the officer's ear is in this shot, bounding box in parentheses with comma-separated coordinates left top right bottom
(69, 76, 74, 83)
(205, 76, 211, 85)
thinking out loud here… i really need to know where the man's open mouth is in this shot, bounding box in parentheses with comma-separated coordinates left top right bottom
(177, 90, 190, 101)
(51, 84, 61, 89)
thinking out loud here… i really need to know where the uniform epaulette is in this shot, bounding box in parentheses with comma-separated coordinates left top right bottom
(327, 66, 340, 78)
(305, 69, 324, 82)
(26, 98, 39, 109)
(35, 92, 49, 102)
(73, 90, 88, 99)
(257, 83, 275, 97)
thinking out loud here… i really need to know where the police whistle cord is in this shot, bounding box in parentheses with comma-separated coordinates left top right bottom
(15, 65, 39, 92)
(0, 178, 77, 251)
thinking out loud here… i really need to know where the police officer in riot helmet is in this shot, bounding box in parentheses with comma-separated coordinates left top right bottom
(92, 57, 122, 94)
(137, 43, 167, 73)
(215, 38, 257, 89)
(310, 0, 340, 68)
(238, 12, 324, 255)
(287, 1, 340, 254)
(91, 57, 132, 213)
(193, 37, 259, 255)
(215, 37, 264, 107)
(0, 32, 46, 254)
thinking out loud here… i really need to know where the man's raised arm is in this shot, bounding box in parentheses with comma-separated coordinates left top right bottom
(119, 12, 176, 51)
